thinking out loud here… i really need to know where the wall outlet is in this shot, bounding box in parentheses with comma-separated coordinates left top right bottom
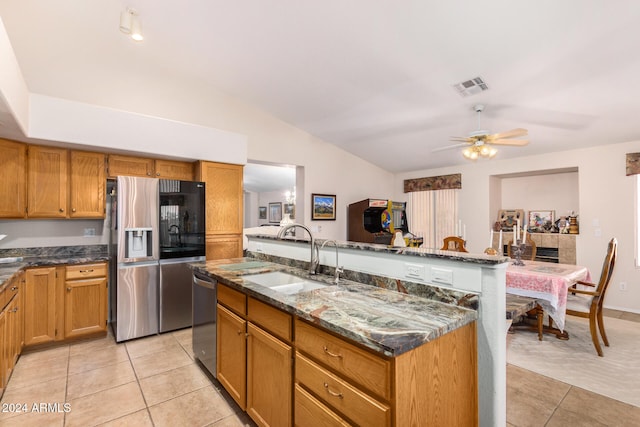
(404, 263, 425, 280)
(83, 228, 96, 237)
(620, 282, 628, 291)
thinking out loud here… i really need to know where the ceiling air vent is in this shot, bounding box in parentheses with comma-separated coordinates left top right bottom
(453, 77, 489, 97)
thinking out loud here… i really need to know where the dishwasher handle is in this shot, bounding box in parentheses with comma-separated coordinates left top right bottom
(193, 273, 217, 290)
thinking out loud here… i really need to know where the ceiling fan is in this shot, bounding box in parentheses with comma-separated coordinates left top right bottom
(434, 104, 529, 160)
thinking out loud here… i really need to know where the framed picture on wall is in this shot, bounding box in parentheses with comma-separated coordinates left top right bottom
(258, 206, 267, 219)
(284, 203, 295, 219)
(529, 210, 555, 232)
(311, 194, 336, 220)
(268, 202, 282, 223)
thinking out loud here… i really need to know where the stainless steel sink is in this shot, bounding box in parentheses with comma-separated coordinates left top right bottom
(242, 271, 328, 294)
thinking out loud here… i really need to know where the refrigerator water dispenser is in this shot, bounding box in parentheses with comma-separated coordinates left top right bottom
(125, 227, 153, 259)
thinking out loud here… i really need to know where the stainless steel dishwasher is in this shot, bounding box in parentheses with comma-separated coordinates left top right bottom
(192, 271, 217, 377)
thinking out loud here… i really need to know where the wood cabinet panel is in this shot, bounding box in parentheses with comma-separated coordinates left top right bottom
(27, 145, 68, 218)
(107, 154, 154, 178)
(0, 138, 27, 218)
(246, 322, 292, 427)
(154, 159, 194, 180)
(24, 267, 58, 346)
(294, 384, 351, 427)
(295, 319, 391, 400)
(64, 276, 107, 339)
(69, 151, 105, 218)
(206, 235, 243, 260)
(197, 161, 243, 235)
(248, 297, 292, 342)
(296, 353, 390, 427)
(217, 304, 247, 409)
(218, 283, 247, 315)
(0, 272, 23, 390)
(65, 263, 108, 280)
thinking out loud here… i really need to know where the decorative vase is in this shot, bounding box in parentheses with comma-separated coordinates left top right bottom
(280, 213, 293, 226)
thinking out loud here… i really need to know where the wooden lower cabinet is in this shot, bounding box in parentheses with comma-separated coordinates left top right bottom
(1, 271, 24, 393)
(217, 304, 247, 409)
(24, 267, 58, 346)
(64, 263, 108, 339)
(215, 286, 478, 427)
(24, 262, 108, 348)
(217, 285, 293, 427)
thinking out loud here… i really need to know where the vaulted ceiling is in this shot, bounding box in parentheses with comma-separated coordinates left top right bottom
(1, 1, 640, 173)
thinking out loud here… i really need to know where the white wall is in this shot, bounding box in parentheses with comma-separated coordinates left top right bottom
(394, 140, 640, 313)
(501, 172, 579, 223)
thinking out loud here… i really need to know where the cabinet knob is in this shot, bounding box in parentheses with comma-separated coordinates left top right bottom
(11, 286, 18, 291)
(147, 172, 151, 176)
(59, 208, 64, 213)
(72, 208, 76, 212)
(156, 172, 160, 176)
(67, 287, 72, 291)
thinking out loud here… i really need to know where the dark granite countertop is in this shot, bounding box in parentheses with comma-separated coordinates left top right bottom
(192, 257, 477, 357)
(0, 248, 109, 289)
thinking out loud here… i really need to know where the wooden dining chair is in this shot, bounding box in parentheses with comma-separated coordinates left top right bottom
(441, 236, 468, 252)
(564, 237, 618, 357)
(506, 235, 537, 260)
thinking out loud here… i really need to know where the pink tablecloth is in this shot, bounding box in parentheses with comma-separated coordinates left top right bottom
(506, 261, 591, 331)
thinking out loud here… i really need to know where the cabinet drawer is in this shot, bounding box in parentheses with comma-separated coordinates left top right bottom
(66, 263, 107, 280)
(295, 384, 351, 427)
(248, 297, 292, 342)
(218, 283, 246, 315)
(295, 319, 391, 400)
(296, 353, 390, 427)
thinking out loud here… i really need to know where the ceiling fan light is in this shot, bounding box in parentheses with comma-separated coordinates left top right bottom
(480, 145, 490, 156)
(462, 148, 472, 159)
(488, 147, 498, 157)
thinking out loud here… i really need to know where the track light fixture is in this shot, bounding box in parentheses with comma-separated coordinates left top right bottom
(120, 8, 144, 41)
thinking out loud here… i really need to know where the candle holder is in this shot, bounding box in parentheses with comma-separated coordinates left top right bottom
(511, 239, 526, 266)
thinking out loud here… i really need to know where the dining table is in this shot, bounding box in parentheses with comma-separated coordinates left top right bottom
(506, 260, 591, 333)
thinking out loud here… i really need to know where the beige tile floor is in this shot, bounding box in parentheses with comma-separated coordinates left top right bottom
(1, 309, 638, 426)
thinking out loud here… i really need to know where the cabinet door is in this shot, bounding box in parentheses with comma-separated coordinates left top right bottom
(5, 296, 19, 380)
(206, 234, 243, 260)
(247, 322, 292, 427)
(107, 154, 154, 178)
(154, 159, 194, 180)
(0, 139, 27, 218)
(24, 268, 58, 346)
(0, 308, 6, 390)
(27, 145, 68, 218)
(69, 151, 106, 218)
(197, 161, 243, 235)
(64, 277, 107, 339)
(217, 304, 247, 410)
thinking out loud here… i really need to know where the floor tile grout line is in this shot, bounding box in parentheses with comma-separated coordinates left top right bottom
(542, 384, 572, 426)
(121, 336, 157, 427)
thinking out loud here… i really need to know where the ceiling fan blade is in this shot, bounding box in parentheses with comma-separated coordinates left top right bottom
(432, 143, 469, 153)
(489, 139, 529, 146)
(449, 136, 474, 142)
(488, 128, 528, 140)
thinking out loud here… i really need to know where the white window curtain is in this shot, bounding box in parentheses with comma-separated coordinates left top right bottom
(410, 189, 459, 249)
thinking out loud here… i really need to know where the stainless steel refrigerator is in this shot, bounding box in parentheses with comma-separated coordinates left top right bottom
(109, 176, 206, 342)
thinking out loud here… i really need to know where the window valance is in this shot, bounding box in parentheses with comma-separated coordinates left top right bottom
(626, 153, 640, 176)
(404, 173, 462, 193)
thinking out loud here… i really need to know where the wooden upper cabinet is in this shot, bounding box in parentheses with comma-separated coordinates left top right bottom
(27, 145, 68, 218)
(0, 139, 27, 218)
(107, 154, 154, 178)
(108, 155, 194, 180)
(69, 151, 105, 218)
(155, 159, 194, 180)
(197, 161, 244, 235)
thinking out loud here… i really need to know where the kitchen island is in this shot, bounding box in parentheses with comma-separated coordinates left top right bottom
(193, 256, 479, 426)
(243, 234, 509, 427)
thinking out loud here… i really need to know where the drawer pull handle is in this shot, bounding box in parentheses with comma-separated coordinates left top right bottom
(323, 382, 343, 399)
(79, 269, 94, 273)
(323, 346, 343, 359)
